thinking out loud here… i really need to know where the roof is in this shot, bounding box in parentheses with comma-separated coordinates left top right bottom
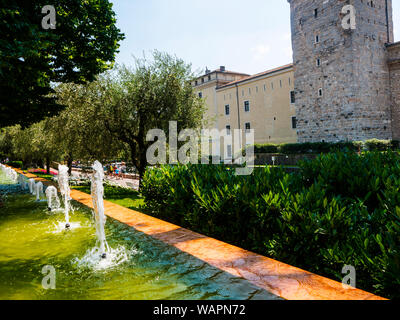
(217, 63, 293, 89)
(386, 41, 400, 48)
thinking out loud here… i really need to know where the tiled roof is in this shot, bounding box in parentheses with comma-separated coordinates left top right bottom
(217, 63, 293, 89)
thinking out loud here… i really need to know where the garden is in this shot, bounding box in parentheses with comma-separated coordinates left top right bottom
(140, 150, 400, 299)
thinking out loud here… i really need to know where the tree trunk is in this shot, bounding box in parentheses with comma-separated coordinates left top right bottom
(138, 165, 146, 192)
(66, 153, 73, 175)
(38, 159, 44, 169)
(129, 143, 146, 192)
(46, 157, 51, 175)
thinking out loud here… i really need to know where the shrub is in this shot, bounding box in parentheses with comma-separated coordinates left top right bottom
(142, 151, 400, 299)
(365, 139, 391, 151)
(252, 144, 279, 154)
(7, 161, 23, 168)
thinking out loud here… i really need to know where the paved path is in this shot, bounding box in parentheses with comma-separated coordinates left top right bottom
(50, 167, 140, 191)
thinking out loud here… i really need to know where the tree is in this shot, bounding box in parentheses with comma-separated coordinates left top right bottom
(0, 0, 125, 128)
(53, 82, 125, 173)
(95, 52, 205, 188)
(0, 126, 20, 160)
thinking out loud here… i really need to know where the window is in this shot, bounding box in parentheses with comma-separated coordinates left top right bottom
(227, 145, 232, 158)
(208, 75, 211, 81)
(318, 88, 323, 97)
(244, 101, 250, 112)
(195, 80, 198, 86)
(202, 78, 205, 83)
(198, 92, 203, 98)
(314, 8, 318, 18)
(290, 91, 295, 104)
(292, 117, 297, 129)
(315, 35, 320, 43)
(226, 125, 231, 136)
(225, 105, 230, 115)
(280, 80, 282, 88)
(316, 58, 321, 67)
(245, 122, 251, 133)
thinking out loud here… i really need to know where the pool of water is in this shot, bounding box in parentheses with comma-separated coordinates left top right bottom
(0, 171, 278, 300)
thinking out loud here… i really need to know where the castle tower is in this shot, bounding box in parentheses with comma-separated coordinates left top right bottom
(288, 0, 394, 142)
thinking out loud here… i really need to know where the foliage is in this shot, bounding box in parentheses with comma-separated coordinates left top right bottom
(53, 82, 125, 171)
(94, 52, 205, 185)
(253, 144, 279, 154)
(142, 152, 400, 299)
(0, 0, 124, 128)
(6, 161, 23, 169)
(364, 139, 391, 152)
(248, 140, 400, 155)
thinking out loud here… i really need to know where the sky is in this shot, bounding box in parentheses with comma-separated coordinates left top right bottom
(111, 0, 400, 76)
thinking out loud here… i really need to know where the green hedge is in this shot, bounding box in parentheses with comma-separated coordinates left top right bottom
(248, 140, 397, 155)
(142, 151, 400, 299)
(6, 161, 23, 168)
(253, 144, 279, 154)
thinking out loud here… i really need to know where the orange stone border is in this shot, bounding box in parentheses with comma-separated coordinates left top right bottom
(7, 166, 386, 300)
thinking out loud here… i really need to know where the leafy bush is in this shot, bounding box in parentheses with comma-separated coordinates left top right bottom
(365, 139, 391, 151)
(7, 161, 23, 168)
(248, 140, 400, 155)
(142, 152, 400, 299)
(253, 144, 279, 154)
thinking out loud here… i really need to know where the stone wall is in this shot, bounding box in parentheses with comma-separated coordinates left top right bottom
(388, 42, 400, 139)
(288, 0, 394, 142)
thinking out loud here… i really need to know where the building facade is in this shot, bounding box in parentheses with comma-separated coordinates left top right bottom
(194, 0, 400, 151)
(193, 65, 297, 159)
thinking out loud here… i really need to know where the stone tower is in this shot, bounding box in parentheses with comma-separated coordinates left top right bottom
(288, 0, 394, 142)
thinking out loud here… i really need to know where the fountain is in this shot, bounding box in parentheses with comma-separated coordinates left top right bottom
(28, 179, 35, 194)
(17, 175, 26, 190)
(91, 161, 109, 259)
(34, 182, 44, 202)
(45, 186, 61, 211)
(0, 165, 18, 183)
(58, 165, 71, 229)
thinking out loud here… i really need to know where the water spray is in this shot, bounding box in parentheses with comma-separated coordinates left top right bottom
(91, 161, 109, 259)
(58, 165, 71, 229)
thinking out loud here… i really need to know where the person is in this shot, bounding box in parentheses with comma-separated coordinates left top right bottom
(110, 164, 114, 178)
(115, 167, 120, 179)
(120, 162, 126, 177)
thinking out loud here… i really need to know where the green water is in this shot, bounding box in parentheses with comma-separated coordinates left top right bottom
(0, 172, 278, 300)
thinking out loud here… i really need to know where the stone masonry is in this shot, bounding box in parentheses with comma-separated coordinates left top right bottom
(288, 0, 397, 142)
(388, 42, 400, 139)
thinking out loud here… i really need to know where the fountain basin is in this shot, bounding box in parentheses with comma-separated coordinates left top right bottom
(0, 171, 277, 300)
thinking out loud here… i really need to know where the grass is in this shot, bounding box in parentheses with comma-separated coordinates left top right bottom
(34, 173, 55, 180)
(71, 185, 146, 213)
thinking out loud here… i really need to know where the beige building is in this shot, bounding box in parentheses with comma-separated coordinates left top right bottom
(193, 65, 297, 159)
